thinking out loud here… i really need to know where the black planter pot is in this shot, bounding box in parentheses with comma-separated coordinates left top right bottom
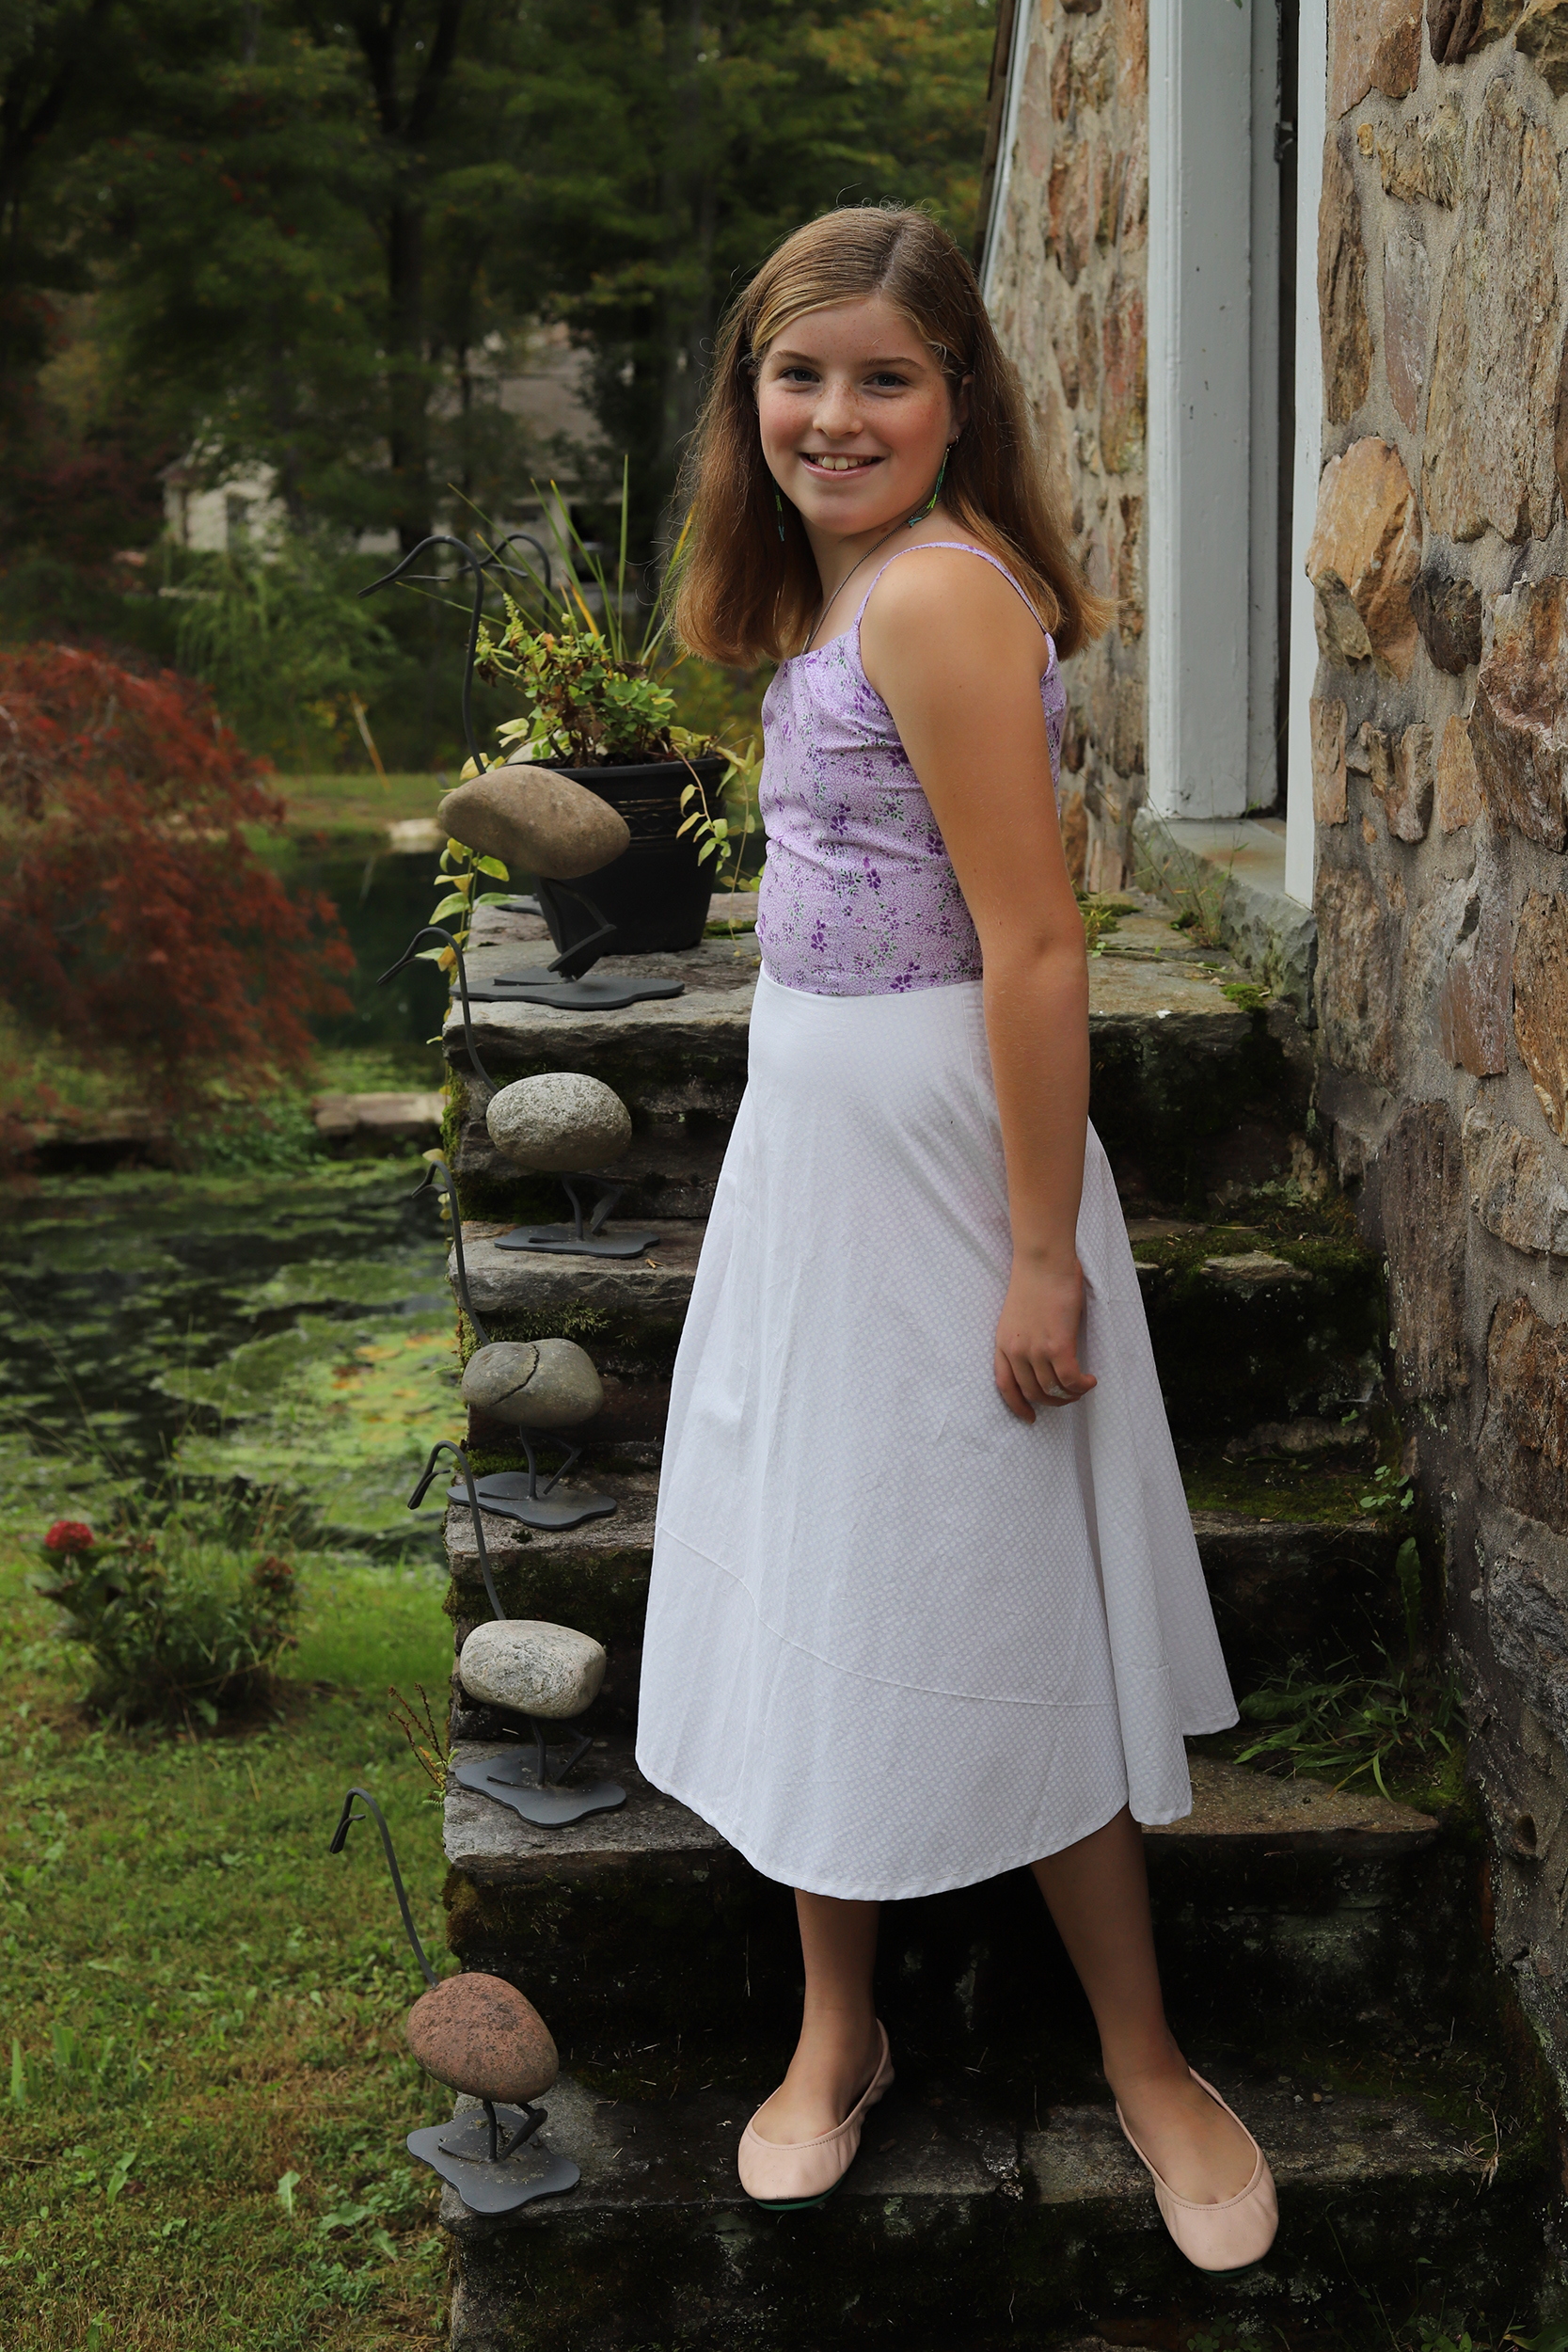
(531, 755, 728, 960)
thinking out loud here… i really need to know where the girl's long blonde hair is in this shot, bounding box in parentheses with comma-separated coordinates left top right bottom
(673, 206, 1108, 668)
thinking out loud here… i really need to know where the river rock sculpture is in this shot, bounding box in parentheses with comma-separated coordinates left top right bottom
(405, 1973, 560, 2108)
(461, 1337, 604, 1429)
(329, 1785, 578, 2207)
(485, 1071, 633, 1171)
(458, 1619, 608, 1719)
(439, 767, 629, 882)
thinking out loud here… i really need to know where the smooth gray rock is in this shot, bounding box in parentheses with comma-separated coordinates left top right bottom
(485, 1071, 632, 1172)
(438, 767, 629, 882)
(458, 1620, 608, 1720)
(461, 1337, 604, 1429)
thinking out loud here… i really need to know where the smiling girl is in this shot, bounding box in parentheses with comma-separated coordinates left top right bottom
(635, 207, 1277, 2272)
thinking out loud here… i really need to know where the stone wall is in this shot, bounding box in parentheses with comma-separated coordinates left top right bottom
(1307, 0, 1568, 2096)
(985, 0, 1150, 889)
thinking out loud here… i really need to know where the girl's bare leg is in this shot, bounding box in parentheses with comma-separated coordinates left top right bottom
(749, 1892, 884, 2145)
(1032, 1807, 1257, 2203)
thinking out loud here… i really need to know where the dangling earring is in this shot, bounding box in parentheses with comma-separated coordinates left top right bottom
(908, 441, 955, 529)
(774, 485, 786, 544)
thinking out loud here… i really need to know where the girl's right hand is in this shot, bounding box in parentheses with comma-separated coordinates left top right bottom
(993, 1253, 1096, 1423)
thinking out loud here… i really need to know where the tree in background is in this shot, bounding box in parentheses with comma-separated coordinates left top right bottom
(0, 642, 353, 1155)
(0, 0, 995, 758)
(511, 0, 995, 553)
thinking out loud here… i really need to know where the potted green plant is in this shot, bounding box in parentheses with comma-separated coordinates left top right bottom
(461, 482, 756, 960)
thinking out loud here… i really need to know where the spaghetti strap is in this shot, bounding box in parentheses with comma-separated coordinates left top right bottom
(850, 538, 1053, 641)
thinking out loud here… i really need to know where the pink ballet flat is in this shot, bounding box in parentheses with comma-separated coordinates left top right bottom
(1116, 2068, 1278, 2272)
(737, 2022, 895, 2210)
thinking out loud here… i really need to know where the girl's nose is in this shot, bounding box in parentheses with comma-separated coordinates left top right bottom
(812, 379, 862, 436)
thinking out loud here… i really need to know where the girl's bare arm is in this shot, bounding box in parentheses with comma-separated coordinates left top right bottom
(862, 552, 1094, 1422)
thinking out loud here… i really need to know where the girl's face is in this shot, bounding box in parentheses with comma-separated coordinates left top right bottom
(754, 295, 967, 545)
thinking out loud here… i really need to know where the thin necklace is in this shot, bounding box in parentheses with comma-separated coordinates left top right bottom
(800, 522, 908, 656)
(799, 456, 953, 655)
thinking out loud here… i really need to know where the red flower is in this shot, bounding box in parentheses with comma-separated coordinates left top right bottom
(44, 1519, 95, 1555)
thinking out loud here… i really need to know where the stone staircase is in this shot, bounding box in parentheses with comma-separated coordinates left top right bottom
(430, 898, 1548, 2349)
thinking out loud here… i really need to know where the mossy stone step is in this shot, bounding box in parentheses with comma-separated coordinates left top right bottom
(440, 1739, 1470, 2053)
(442, 1480, 1406, 1729)
(444, 914, 755, 1225)
(451, 1210, 1384, 1459)
(444, 904, 1314, 1223)
(455, 1221, 700, 1448)
(441, 2065, 1536, 2352)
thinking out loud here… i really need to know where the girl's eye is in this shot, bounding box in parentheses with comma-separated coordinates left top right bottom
(777, 366, 817, 384)
(867, 373, 909, 389)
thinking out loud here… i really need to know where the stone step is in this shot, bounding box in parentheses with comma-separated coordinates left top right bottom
(445, 914, 756, 1226)
(440, 1738, 1467, 2057)
(441, 1477, 1406, 1725)
(452, 1208, 1384, 1457)
(441, 2064, 1536, 2352)
(443, 903, 1314, 1224)
(457, 1224, 704, 1447)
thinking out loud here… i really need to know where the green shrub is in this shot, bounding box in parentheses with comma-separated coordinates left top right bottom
(39, 1510, 299, 1725)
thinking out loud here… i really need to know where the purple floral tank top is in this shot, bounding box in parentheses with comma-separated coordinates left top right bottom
(755, 542, 1067, 996)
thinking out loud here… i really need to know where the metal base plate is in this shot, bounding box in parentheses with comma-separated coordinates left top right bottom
(408, 2107, 580, 2214)
(453, 1751, 627, 1827)
(446, 1472, 618, 1533)
(495, 1222, 659, 1259)
(463, 972, 685, 1010)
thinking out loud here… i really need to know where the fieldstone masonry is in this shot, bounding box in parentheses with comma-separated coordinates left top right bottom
(985, 0, 1150, 887)
(1309, 0, 1568, 2101)
(987, 0, 1568, 2120)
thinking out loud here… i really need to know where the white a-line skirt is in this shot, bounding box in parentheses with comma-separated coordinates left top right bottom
(635, 970, 1238, 1902)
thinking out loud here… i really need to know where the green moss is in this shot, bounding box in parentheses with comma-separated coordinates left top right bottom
(438, 1074, 466, 1171)
(1181, 1455, 1388, 1521)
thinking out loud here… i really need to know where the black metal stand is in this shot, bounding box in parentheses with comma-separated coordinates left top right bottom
(412, 1443, 626, 1824)
(497, 1175, 657, 1261)
(464, 876, 682, 1007)
(451, 1713, 626, 1829)
(410, 1155, 491, 1340)
(408, 2102, 579, 2214)
(411, 1435, 617, 1545)
(328, 1789, 583, 2209)
(462, 969, 686, 1010)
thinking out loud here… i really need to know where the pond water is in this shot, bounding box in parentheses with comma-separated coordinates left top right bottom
(2, 843, 471, 1564)
(0, 1157, 461, 1560)
(293, 843, 451, 1064)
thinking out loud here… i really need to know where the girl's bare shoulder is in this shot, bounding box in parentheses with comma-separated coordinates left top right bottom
(861, 543, 1048, 684)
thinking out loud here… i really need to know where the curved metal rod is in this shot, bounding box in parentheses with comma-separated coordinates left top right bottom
(378, 923, 496, 1092)
(411, 1153, 489, 1345)
(408, 1438, 505, 1623)
(484, 531, 553, 597)
(360, 533, 490, 774)
(329, 1787, 437, 1988)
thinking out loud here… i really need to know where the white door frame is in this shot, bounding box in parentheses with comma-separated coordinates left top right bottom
(1284, 0, 1328, 908)
(978, 0, 1034, 304)
(1146, 0, 1259, 822)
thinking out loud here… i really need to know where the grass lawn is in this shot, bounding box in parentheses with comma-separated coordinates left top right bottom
(0, 1541, 463, 2350)
(274, 772, 446, 838)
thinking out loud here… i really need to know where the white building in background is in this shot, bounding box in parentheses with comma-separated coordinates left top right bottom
(161, 320, 604, 558)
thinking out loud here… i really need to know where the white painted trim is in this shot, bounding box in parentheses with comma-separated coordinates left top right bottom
(1146, 0, 1257, 821)
(979, 0, 1035, 306)
(1246, 0, 1281, 812)
(1285, 0, 1328, 908)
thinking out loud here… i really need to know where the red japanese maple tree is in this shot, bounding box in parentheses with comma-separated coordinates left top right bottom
(0, 644, 352, 1139)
